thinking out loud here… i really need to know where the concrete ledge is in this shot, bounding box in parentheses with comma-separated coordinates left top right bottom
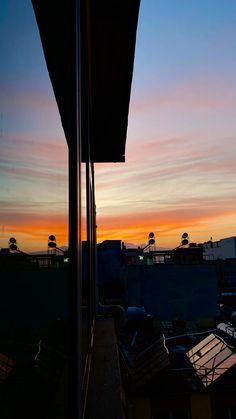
(86, 316, 124, 419)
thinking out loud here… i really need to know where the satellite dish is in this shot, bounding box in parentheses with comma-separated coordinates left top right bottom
(48, 241, 56, 248)
(149, 232, 155, 239)
(48, 235, 56, 242)
(9, 237, 17, 244)
(182, 239, 189, 246)
(9, 243, 17, 251)
(182, 232, 188, 239)
(149, 238, 155, 246)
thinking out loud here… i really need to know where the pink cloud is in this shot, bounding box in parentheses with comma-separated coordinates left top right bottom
(0, 163, 67, 184)
(94, 150, 236, 195)
(0, 133, 68, 184)
(1, 134, 67, 164)
(130, 78, 236, 113)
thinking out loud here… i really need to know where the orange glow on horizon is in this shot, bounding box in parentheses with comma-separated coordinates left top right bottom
(1, 208, 236, 252)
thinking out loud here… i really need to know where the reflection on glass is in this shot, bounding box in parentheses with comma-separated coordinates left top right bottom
(187, 334, 236, 387)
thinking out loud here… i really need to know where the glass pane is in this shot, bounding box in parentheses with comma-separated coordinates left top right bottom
(211, 347, 234, 368)
(212, 353, 236, 382)
(188, 333, 236, 386)
(0, 1, 69, 417)
(190, 341, 223, 366)
(195, 343, 226, 369)
(187, 334, 216, 360)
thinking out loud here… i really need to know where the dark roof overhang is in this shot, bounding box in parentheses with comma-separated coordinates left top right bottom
(31, 0, 140, 162)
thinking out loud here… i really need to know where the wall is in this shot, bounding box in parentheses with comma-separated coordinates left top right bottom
(125, 264, 219, 322)
(204, 237, 236, 260)
(0, 267, 69, 340)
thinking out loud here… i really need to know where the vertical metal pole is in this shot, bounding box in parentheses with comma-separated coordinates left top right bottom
(68, 0, 82, 417)
(91, 162, 99, 314)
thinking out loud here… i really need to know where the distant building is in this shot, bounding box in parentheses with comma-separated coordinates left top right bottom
(97, 240, 220, 323)
(204, 236, 236, 260)
(125, 263, 219, 323)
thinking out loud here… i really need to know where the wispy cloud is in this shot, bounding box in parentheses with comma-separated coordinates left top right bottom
(96, 196, 236, 247)
(1, 134, 67, 165)
(0, 133, 67, 186)
(130, 78, 236, 114)
(95, 136, 236, 201)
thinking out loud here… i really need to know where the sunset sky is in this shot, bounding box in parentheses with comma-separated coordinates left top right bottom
(1, 0, 236, 252)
